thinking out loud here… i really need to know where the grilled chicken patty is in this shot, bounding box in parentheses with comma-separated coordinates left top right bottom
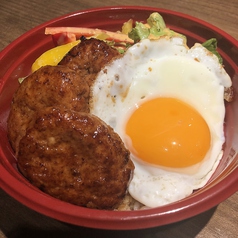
(7, 64, 90, 154)
(7, 38, 134, 210)
(58, 37, 120, 86)
(18, 107, 134, 209)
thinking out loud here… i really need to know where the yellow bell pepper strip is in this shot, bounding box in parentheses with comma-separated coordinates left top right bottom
(121, 19, 133, 35)
(31, 40, 80, 72)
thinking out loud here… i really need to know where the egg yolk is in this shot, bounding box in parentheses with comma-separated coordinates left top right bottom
(125, 97, 211, 168)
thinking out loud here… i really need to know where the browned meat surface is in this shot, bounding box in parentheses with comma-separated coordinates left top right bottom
(7, 65, 90, 153)
(17, 106, 134, 210)
(7, 38, 134, 210)
(58, 37, 120, 86)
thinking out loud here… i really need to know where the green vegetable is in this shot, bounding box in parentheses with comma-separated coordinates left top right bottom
(202, 38, 223, 64)
(128, 22, 150, 42)
(128, 12, 185, 42)
(147, 12, 166, 35)
(128, 13, 223, 65)
(18, 76, 27, 84)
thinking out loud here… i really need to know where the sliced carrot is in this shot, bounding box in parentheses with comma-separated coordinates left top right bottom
(51, 32, 77, 45)
(45, 27, 134, 44)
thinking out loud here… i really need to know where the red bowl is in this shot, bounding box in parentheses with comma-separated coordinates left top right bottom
(0, 6, 238, 230)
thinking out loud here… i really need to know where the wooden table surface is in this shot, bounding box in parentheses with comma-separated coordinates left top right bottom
(0, 0, 237, 237)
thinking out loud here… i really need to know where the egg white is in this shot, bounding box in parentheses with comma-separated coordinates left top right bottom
(90, 37, 232, 208)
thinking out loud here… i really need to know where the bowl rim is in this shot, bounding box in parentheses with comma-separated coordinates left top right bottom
(0, 5, 238, 230)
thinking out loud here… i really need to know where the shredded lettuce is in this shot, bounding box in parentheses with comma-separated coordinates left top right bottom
(202, 38, 223, 64)
(18, 76, 27, 84)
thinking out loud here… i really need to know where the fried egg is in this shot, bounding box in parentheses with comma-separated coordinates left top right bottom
(90, 36, 232, 208)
